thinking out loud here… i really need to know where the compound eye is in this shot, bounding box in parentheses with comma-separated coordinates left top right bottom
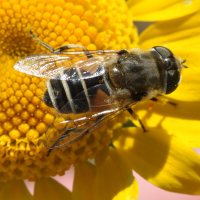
(164, 59, 171, 68)
(165, 70, 180, 94)
(163, 58, 177, 70)
(153, 46, 173, 59)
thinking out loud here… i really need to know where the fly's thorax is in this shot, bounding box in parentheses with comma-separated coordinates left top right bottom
(108, 62, 125, 89)
(108, 50, 161, 101)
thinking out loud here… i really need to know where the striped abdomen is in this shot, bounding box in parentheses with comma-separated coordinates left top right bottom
(43, 66, 109, 114)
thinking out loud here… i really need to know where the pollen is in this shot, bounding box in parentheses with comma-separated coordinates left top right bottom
(0, 0, 137, 181)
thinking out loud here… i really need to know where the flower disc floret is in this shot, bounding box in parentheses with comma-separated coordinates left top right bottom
(0, 0, 137, 181)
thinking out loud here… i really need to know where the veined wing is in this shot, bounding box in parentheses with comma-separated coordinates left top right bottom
(46, 101, 136, 151)
(45, 84, 135, 150)
(14, 50, 120, 79)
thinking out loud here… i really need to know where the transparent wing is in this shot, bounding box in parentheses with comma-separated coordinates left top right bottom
(46, 101, 136, 150)
(14, 50, 119, 79)
(45, 84, 135, 150)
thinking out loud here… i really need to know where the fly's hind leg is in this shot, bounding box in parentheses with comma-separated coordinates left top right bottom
(46, 128, 75, 156)
(47, 127, 84, 156)
(127, 108, 147, 132)
(29, 29, 92, 58)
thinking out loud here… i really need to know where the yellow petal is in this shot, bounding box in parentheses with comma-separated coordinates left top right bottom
(139, 11, 200, 47)
(139, 12, 200, 101)
(128, 0, 200, 21)
(94, 147, 139, 200)
(34, 178, 71, 200)
(133, 99, 200, 147)
(72, 162, 96, 200)
(0, 180, 33, 200)
(169, 63, 200, 101)
(113, 127, 200, 194)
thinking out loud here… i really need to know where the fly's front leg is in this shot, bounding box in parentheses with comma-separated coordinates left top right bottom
(30, 29, 55, 52)
(127, 108, 147, 132)
(29, 29, 93, 58)
(150, 97, 177, 106)
(54, 44, 93, 59)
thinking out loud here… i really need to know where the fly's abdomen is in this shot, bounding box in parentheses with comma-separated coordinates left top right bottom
(43, 66, 109, 114)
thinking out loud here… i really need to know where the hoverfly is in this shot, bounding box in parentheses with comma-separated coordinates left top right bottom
(14, 30, 186, 154)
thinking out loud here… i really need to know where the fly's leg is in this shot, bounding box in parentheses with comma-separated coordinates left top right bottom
(29, 29, 92, 58)
(166, 101, 177, 106)
(47, 149, 52, 156)
(150, 97, 159, 102)
(55, 45, 93, 59)
(150, 97, 177, 106)
(127, 108, 147, 132)
(47, 127, 79, 156)
(30, 29, 55, 52)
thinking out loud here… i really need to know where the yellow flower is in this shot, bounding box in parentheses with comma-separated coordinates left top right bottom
(0, 0, 200, 199)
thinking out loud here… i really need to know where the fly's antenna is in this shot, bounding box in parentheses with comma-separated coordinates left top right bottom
(181, 59, 188, 68)
(181, 57, 197, 72)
